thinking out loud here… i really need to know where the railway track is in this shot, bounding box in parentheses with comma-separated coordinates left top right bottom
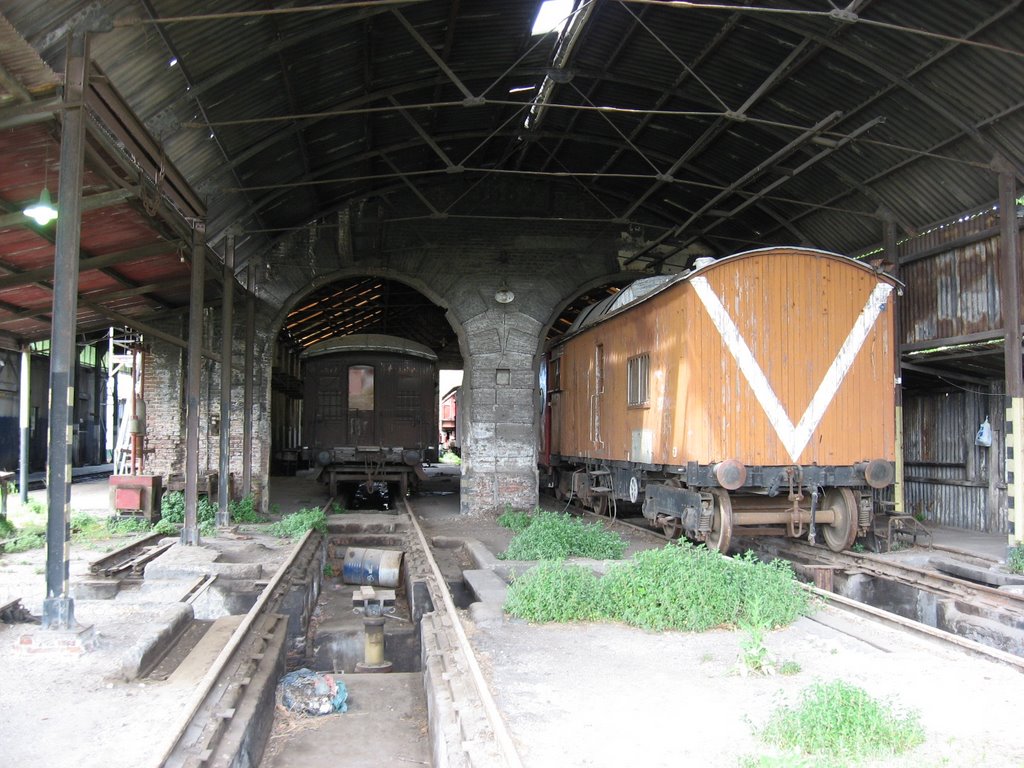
(551, 492, 1024, 666)
(154, 493, 1024, 767)
(749, 537, 1024, 621)
(156, 498, 518, 768)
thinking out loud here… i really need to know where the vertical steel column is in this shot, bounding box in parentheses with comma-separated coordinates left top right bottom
(242, 261, 255, 498)
(92, 341, 103, 465)
(217, 235, 235, 526)
(43, 30, 90, 630)
(883, 219, 905, 515)
(999, 167, 1023, 547)
(105, 329, 114, 463)
(182, 223, 206, 546)
(19, 346, 30, 503)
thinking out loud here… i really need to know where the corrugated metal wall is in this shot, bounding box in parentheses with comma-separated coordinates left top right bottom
(899, 210, 1021, 347)
(896, 209, 1013, 533)
(902, 385, 1006, 533)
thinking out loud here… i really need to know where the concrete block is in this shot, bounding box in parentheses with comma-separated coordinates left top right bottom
(74, 579, 121, 600)
(463, 569, 508, 604)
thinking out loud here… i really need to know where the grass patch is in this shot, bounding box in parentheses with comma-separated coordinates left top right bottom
(160, 491, 265, 535)
(759, 680, 925, 765)
(505, 542, 811, 631)
(498, 509, 626, 561)
(1008, 545, 1024, 575)
(504, 562, 601, 623)
(1, 523, 46, 553)
(269, 507, 327, 538)
(496, 506, 533, 533)
(440, 450, 461, 465)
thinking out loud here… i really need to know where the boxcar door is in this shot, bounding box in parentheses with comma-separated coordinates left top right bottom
(347, 364, 376, 444)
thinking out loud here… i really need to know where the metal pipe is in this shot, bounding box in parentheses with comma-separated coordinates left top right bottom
(242, 262, 255, 498)
(217, 235, 234, 526)
(731, 509, 837, 526)
(19, 346, 29, 503)
(43, 29, 90, 630)
(130, 346, 138, 475)
(182, 223, 206, 546)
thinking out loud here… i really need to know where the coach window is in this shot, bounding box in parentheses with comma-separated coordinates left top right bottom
(627, 354, 650, 407)
(349, 365, 375, 410)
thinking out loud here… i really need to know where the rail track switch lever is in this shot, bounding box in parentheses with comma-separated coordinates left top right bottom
(352, 586, 396, 672)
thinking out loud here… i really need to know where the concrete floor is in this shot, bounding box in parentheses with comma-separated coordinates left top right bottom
(262, 672, 431, 768)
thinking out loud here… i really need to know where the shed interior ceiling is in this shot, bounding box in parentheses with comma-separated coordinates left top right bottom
(0, 1, 1021, 375)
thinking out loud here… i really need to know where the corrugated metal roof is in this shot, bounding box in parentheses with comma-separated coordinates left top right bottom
(0, 0, 1022, 354)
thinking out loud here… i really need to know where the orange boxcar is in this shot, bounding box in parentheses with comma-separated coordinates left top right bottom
(541, 247, 899, 552)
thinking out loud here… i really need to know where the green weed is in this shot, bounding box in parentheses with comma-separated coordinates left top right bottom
(759, 679, 925, 765)
(229, 495, 265, 523)
(0, 515, 15, 538)
(161, 491, 262, 531)
(497, 506, 533, 533)
(779, 660, 802, 676)
(1008, 545, 1024, 575)
(738, 623, 775, 675)
(153, 518, 179, 536)
(498, 509, 625, 561)
(269, 507, 327, 538)
(440, 450, 461, 465)
(504, 541, 811, 631)
(503, 561, 601, 623)
(2, 522, 46, 553)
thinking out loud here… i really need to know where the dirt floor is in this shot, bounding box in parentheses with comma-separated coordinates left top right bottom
(2, 474, 1024, 768)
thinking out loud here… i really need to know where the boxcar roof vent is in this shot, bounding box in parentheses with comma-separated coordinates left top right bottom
(567, 275, 674, 334)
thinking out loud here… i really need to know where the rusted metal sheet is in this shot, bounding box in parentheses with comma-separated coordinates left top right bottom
(901, 235, 1002, 346)
(903, 387, 1005, 534)
(552, 247, 896, 468)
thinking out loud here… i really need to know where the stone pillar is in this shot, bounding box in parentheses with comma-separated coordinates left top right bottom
(459, 309, 541, 515)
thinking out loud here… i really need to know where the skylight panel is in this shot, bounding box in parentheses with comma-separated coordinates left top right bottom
(532, 0, 573, 36)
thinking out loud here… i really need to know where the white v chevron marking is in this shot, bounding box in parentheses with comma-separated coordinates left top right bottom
(691, 276, 893, 462)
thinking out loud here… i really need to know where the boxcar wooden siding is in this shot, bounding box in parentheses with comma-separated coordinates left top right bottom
(303, 352, 436, 450)
(552, 249, 896, 467)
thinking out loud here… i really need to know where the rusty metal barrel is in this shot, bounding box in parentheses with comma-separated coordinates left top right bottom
(342, 547, 404, 588)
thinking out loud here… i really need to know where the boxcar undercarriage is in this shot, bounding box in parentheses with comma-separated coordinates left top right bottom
(544, 457, 892, 554)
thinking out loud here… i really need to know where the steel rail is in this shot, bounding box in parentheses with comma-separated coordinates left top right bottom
(156, 523, 319, 766)
(88, 531, 166, 575)
(808, 586, 1024, 674)
(757, 538, 1024, 619)
(404, 497, 525, 768)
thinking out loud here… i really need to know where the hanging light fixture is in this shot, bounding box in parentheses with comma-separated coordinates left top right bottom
(24, 145, 57, 226)
(24, 187, 58, 226)
(494, 278, 515, 304)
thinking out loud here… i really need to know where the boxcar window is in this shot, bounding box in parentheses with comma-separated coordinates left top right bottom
(349, 365, 375, 410)
(627, 354, 650, 407)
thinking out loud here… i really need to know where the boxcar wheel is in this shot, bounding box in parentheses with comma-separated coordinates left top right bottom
(821, 487, 858, 552)
(592, 494, 610, 517)
(707, 488, 733, 554)
(662, 518, 682, 539)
